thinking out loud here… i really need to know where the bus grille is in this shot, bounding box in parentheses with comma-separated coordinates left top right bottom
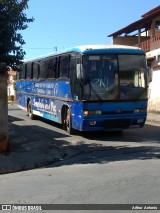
(104, 119, 131, 128)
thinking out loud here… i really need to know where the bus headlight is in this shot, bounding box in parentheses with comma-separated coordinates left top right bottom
(134, 108, 147, 113)
(84, 110, 102, 116)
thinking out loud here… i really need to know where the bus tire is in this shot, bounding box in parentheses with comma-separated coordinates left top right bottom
(66, 108, 74, 135)
(28, 101, 35, 120)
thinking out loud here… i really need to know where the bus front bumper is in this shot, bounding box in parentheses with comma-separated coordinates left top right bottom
(79, 115, 146, 131)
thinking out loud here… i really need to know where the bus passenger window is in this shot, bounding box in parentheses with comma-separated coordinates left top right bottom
(52, 58, 57, 78)
(16, 70, 20, 80)
(33, 62, 39, 79)
(26, 63, 32, 79)
(39, 60, 46, 79)
(18, 65, 22, 79)
(59, 55, 69, 78)
(21, 64, 26, 79)
(46, 58, 57, 79)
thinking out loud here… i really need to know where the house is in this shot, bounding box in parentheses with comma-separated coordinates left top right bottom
(8, 68, 16, 101)
(108, 5, 160, 112)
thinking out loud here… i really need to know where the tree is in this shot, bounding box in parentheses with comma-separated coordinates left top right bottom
(0, 0, 34, 153)
(0, 0, 34, 72)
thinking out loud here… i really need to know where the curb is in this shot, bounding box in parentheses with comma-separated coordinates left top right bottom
(146, 119, 160, 124)
(147, 113, 160, 124)
(0, 134, 64, 175)
(0, 120, 65, 174)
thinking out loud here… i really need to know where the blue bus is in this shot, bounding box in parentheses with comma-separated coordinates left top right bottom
(16, 45, 150, 134)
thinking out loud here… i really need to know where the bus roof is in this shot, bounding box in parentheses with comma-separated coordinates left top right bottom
(24, 44, 145, 62)
(69, 44, 144, 54)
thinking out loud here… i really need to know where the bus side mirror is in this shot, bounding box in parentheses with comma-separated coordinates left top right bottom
(148, 67, 153, 83)
(76, 64, 83, 79)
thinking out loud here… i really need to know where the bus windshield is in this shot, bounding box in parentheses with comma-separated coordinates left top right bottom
(82, 54, 148, 101)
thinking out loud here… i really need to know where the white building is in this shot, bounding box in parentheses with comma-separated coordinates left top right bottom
(108, 5, 160, 112)
(8, 69, 16, 100)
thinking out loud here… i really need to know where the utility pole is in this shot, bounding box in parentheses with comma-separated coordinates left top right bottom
(0, 69, 8, 153)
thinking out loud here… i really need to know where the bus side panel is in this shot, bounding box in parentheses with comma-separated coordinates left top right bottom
(16, 81, 29, 111)
(16, 80, 72, 124)
(71, 102, 84, 131)
(32, 97, 60, 123)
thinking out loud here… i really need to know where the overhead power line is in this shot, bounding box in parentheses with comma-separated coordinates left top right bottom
(23, 47, 55, 50)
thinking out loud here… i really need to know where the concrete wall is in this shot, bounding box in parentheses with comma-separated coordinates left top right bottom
(112, 36, 149, 46)
(8, 75, 15, 97)
(146, 49, 160, 112)
(148, 67, 160, 112)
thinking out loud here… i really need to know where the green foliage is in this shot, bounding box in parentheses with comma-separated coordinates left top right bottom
(0, 0, 34, 72)
(8, 95, 14, 101)
(0, 62, 7, 73)
(13, 75, 16, 90)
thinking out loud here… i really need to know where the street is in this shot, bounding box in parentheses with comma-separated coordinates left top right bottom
(1, 104, 160, 212)
(7, 104, 160, 166)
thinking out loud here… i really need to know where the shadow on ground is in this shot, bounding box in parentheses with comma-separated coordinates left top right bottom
(7, 112, 160, 173)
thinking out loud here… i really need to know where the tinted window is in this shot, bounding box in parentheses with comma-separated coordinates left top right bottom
(26, 63, 32, 79)
(45, 57, 57, 79)
(21, 64, 26, 79)
(39, 60, 46, 79)
(119, 54, 147, 100)
(17, 65, 22, 79)
(59, 55, 70, 78)
(33, 62, 40, 79)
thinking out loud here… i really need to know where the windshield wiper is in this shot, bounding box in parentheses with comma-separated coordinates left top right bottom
(81, 77, 103, 101)
(89, 82, 103, 101)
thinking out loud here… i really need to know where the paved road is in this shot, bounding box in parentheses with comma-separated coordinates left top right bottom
(6, 104, 160, 172)
(1, 160, 160, 213)
(1, 104, 160, 212)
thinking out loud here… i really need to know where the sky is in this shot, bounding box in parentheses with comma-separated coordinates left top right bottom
(22, 0, 160, 59)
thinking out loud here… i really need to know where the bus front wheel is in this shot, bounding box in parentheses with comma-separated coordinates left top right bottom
(65, 108, 74, 135)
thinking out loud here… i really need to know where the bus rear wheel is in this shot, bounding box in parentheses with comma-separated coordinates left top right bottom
(27, 101, 35, 120)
